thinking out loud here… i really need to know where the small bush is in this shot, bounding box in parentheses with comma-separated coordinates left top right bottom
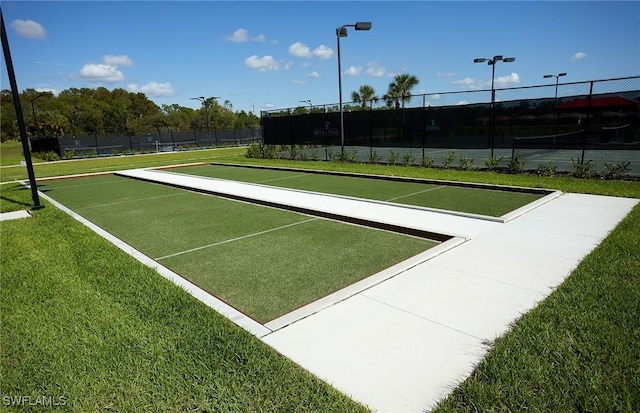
(571, 158, 594, 179)
(62, 150, 76, 160)
(458, 155, 475, 171)
(402, 151, 415, 166)
(421, 155, 434, 168)
(346, 147, 359, 163)
(483, 156, 503, 171)
(388, 150, 398, 165)
(603, 160, 631, 180)
(33, 151, 60, 162)
(245, 141, 261, 158)
(369, 150, 381, 164)
(536, 162, 557, 177)
(508, 154, 526, 174)
(442, 151, 456, 169)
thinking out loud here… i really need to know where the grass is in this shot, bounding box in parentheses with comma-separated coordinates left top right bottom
(172, 164, 544, 217)
(0, 141, 45, 167)
(2, 145, 640, 411)
(1, 204, 368, 412)
(39, 175, 436, 323)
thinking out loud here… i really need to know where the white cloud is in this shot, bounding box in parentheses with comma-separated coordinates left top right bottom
(300, 62, 312, 68)
(430, 94, 441, 100)
(252, 34, 266, 42)
(227, 28, 249, 42)
(244, 55, 291, 72)
(344, 66, 362, 76)
(79, 63, 124, 83)
(10, 19, 46, 39)
(570, 52, 587, 61)
(305, 71, 320, 78)
(292, 80, 305, 85)
(312, 45, 333, 59)
(289, 42, 311, 58)
(451, 73, 519, 89)
(103, 55, 134, 67)
(437, 72, 456, 77)
(457, 100, 469, 105)
(127, 82, 175, 97)
(35, 88, 58, 96)
(494, 72, 520, 86)
(451, 77, 479, 87)
(366, 62, 386, 77)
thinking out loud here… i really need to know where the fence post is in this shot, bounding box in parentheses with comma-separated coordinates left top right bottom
(581, 81, 594, 164)
(94, 134, 99, 156)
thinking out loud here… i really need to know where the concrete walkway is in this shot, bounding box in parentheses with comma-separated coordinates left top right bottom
(115, 168, 637, 412)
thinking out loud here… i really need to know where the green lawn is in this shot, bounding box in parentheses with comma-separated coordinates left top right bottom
(0, 141, 45, 167)
(172, 164, 545, 217)
(40, 175, 436, 323)
(1, 146, 639, 411)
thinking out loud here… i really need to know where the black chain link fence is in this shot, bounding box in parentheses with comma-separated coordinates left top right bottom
(261, 76, 640, 177)
(30, 128, 262, 159)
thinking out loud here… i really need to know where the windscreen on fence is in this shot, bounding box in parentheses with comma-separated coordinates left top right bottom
(261, 76, 640, 175)
(34, 128, 262, 158)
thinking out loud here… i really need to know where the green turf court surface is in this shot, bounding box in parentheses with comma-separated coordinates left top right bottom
(169, 164, 546, 217)
(40, 175, 437, 323)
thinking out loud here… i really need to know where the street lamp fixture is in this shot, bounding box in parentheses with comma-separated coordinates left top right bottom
(337, 21, 372, 158)
(191, 96, 219, 145)
(544, 72, 567, 136)
(299, 99, 312, 110)
(474, 55, 515, 157)
(30, 91, 53, 139)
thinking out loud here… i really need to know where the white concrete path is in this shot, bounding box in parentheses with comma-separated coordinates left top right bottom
(115, 168, 637, 413)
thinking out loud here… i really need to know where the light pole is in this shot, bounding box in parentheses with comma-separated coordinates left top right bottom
(299, 99, 312, 111)
(337, 21, 371, 158)
(544, 72, 567, 137)
(191, 96, 219, 145)
(474, 55, 515, 158)
(30, 91, 53, 138)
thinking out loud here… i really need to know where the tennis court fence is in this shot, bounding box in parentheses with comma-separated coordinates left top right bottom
(261, 76, 640, 176)
(30, 128, 262, 159)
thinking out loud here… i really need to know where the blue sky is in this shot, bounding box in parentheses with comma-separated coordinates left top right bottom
(1, 1, 639, 114)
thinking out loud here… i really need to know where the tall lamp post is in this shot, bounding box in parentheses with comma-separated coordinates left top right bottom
(474, 55, 515, 158)
(544, 72, 567, 136)
(191, 96, 219, 145)
(337, 21, 371, 158)
(30, 91, 53, 138)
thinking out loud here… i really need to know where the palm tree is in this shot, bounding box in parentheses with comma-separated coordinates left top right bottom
(351, 85, 379, 110)
(384, 74, 419, 109)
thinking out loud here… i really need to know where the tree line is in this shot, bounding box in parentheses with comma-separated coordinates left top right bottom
(0, 87, 261, 142)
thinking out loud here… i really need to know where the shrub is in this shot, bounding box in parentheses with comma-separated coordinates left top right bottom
(571, 158, 594, 179)
(245, 141, 261, 158)
(536, 162, 556, 177)
(508, 154, 526, 174)
(62, 149, 75, 160)
(388, 150, 398, 165)
(402, 151, 415, 166)
(458, 155, 475, 171)
(603, 160, 631, 180)
(442, 151, 456, 169)
(368, 150, 381, 164)
(346, 147, 359, 163)
(33, 151, 60, 162)
(421, 155, 434, 168)
(483, 156, 503, 171)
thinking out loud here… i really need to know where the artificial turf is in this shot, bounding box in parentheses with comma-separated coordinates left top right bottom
(170, 164, 545, 217)
(39, 175, 437, 323)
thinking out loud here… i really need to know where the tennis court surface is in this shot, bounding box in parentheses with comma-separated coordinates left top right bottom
(36, 165, 638, 412)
